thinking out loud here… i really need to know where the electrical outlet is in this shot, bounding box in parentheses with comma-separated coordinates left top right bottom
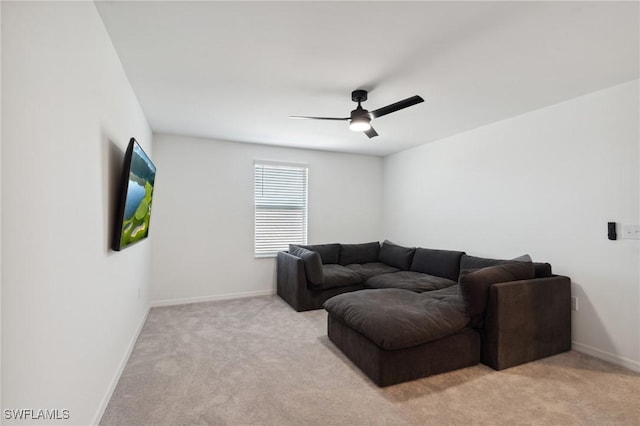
(621, 224, 640, 240)
(571, 296, 578, 311)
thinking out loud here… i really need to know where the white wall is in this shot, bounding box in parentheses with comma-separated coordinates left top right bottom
(0, 1, 3, 412)
(383, 80, 640, 370)
(150, 134, 383, 304)
(2, 3, 152, 424)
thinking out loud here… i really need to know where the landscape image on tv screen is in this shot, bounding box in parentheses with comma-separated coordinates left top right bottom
(114, 138, 156, 251)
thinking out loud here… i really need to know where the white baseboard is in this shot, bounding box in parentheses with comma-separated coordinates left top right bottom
(150, 289, 276, 308)
(92, 306, 150, 425)
(572, 341, 640, 372)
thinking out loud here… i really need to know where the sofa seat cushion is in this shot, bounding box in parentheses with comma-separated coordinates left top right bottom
(315, 264, 362, 290)
(365, 271, 457, 293)
(324, 288, 469, 350)
(346, 262, 400, 280)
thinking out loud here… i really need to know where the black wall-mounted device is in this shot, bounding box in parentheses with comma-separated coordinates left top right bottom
(608, 222, 617, 240)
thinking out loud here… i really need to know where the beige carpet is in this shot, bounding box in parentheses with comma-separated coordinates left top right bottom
(100, 295, 640, 426)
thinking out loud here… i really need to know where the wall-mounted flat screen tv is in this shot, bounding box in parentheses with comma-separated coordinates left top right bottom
(113, 138, 156, 251)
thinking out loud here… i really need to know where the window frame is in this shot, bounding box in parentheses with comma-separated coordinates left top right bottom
(254, 160, 309, 258)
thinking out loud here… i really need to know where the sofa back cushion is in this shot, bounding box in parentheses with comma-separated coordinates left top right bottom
(460, 254, 552, 278)
(339, 242, 380, 265)
(289, 245, 323, 286)
(458, 262, 535, 318)
(379, 240, 415, 270)
(299, 243, 340, 264)
(460, 254, 509, 271)
(533, 262, 553, 278)
(411, 248, 465, 281)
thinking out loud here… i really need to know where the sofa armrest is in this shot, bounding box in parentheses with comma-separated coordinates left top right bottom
(482, 275, 571, 370)
(277, 251, 308, 311)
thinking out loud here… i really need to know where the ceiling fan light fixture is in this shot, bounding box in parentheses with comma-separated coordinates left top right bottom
(349, 116, 371, 132)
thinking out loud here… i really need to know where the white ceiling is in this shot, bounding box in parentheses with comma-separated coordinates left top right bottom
(96, 1, 639, 157)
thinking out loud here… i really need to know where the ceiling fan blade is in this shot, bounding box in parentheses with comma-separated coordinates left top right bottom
(370, 95, 424, 119)
(289, 116, 349, 121)
(364, 127, 378, 138)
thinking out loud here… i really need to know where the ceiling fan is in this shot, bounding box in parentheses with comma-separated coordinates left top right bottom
(289, 90, 424, 138)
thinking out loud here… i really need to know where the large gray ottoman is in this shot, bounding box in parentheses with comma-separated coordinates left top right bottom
(324, 286, 481, 386)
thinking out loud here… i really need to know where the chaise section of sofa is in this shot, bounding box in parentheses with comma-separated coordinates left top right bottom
(277, 240, 571, 385)
(328, 316, 481, 387)
(326, 277, 572, 386)
(320, 249, 571, 386)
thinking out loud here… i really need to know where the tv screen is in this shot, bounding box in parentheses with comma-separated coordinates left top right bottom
(113, 138, 156, 251)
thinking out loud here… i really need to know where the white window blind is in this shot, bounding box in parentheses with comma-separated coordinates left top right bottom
(254, 162, 308, 257)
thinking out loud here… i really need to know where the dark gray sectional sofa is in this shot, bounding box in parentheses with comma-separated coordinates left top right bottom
(277, 240, 571, 386)
(277, 241, 463, 311)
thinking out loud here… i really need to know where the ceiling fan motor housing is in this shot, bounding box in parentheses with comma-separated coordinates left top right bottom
(350, 106, 371, 120)
(351, 90, 372, 122)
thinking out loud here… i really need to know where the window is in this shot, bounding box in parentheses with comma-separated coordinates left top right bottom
(254, 161, 308, 257)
